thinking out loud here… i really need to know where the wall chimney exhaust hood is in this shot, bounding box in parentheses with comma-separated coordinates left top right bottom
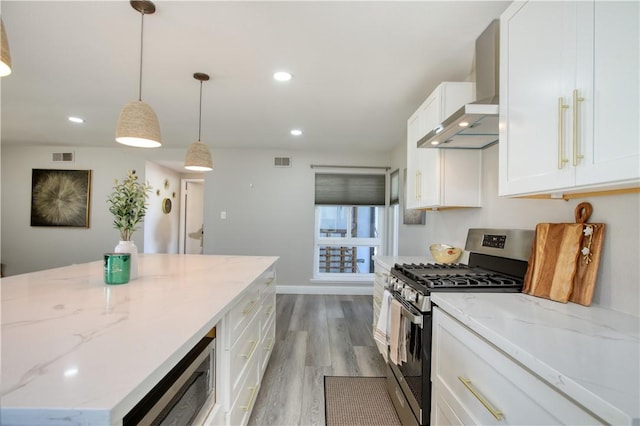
(418, 20, 500, 149)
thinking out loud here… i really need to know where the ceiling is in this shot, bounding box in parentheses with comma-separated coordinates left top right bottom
(0, 1, 510, 158)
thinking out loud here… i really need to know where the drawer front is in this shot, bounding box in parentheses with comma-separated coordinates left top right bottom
(260, 314, 276, 374)
(228, 286, 261, 346)
(259, 269, 277, 299)
(229, 356, 260, 426)
(230, 311, 260, 397)
(432, 308, 601, 425)
(260, 292, 276, 334)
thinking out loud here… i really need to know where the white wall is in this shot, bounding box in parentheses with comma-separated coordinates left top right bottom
(0, 145, 190, 276)
(201, 148, 390, 291)
(391, 141, 640, 316)
(143, 162, 181, 254)
(3, 143, 638, 316)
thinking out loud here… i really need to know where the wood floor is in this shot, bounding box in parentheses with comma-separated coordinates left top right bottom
(248, 294, 387, 426)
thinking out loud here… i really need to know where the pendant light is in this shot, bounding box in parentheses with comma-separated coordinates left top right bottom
(184, 73, 213, 171)
(0, 18, 12, 77)
(115, 1, 161, 148)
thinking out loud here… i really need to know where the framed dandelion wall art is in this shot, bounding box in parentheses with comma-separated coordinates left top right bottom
(30, 169, 92, 227)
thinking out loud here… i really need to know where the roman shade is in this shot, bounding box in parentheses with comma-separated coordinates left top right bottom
(315, 173, 386, 206)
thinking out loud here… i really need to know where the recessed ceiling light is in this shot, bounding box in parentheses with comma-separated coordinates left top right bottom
(274, 71, 292, 82)
(68, 116, 84, 124)
(290, 129, 302, 136)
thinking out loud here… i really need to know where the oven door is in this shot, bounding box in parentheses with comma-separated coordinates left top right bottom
(387, 294, 427, 425)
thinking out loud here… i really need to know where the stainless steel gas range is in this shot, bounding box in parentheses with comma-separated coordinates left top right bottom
(385, 228, 534, 426)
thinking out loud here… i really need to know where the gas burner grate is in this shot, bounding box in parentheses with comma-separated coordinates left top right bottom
(423, 273, 521, 288)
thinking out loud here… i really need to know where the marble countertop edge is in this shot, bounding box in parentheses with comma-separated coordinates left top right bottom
(431, 292, 639, 425)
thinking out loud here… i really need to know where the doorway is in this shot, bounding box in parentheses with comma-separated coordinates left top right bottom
(179, 179, 205, 254)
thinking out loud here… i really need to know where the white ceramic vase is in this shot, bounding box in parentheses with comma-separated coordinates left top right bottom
(114, 240, 138, 280)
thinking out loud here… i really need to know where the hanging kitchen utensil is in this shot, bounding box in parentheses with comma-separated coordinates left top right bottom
(523, 202, 605, 305)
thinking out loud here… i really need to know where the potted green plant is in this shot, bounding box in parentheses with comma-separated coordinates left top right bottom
(107, 170, 152, 279)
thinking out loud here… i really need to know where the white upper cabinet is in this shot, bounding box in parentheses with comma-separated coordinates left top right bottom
(499, 1, 639, 197)
(406, 82, 482, 209)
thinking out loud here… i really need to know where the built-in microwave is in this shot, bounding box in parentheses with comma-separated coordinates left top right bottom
(124, 327, 216, 426)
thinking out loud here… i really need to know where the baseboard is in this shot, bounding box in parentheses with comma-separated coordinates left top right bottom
(276, 284, 373, 295)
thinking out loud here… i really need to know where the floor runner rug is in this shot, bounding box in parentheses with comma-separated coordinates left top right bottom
(324, 376, 402, 425)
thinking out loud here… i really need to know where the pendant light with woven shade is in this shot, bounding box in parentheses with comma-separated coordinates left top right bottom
(0, 18, 12, 77)
(115, 1, 161, 148)
(184, 73, 213, 171)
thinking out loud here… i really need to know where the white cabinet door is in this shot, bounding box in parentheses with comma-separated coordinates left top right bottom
(500, 1, 640, 197)
(406, 82, 480, 209)
(405, 110, 423, 210)
(576, 1, 640, 187)
(499, 1, 577, 196)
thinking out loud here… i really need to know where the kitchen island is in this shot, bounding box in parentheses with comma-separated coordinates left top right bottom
(1, 254, 278, 425)
(431, 292, 639, 425)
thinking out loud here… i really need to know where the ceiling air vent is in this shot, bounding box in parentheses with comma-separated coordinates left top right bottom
(274, 156, 291, 168)
(52, 152, 75, 163)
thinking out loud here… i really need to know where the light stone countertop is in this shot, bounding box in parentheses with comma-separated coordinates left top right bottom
(431, 292, 640, 425)
(0, 254, 278, 426)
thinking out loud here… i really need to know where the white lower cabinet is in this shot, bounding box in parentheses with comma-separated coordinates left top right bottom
(205, 266, 276, 426)
(431, 307, 602, 425)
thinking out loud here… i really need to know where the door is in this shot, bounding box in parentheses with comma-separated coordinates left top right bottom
(576, 1, 640, 186)
(182, 180, 205, 254)
(499, 1, 578, 196)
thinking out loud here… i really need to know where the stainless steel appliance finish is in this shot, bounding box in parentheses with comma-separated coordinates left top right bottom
(386, 228, 533, 425)
(418, 20, 500, 150)
(124, 328, 216, 426)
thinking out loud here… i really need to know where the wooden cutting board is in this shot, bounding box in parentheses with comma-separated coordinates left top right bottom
(523, 202, 605, 305)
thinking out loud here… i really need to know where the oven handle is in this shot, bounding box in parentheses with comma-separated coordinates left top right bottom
(391, 292, 423, 327)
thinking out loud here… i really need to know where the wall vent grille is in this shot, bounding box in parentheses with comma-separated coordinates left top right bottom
(274, 156, 291, 168)
(52, 152, 75, 163)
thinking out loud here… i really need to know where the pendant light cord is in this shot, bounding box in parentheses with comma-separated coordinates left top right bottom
(138, 11, 145, 101)
(198, 80, 203, 141)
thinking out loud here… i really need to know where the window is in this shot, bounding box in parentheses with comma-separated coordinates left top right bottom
(314, 172, 385, 278)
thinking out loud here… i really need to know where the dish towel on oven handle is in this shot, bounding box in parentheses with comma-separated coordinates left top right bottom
(388, 297, 409, 365)
(389, 298, 402, 365)
(374, 289, 391, 348)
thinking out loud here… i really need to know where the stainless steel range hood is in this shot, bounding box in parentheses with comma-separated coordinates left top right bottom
(418, 20, 500, 149)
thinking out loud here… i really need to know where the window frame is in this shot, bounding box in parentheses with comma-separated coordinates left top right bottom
(313, 204, 384, 280)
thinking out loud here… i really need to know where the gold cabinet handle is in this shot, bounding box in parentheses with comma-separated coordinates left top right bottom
(572, 89, 585, 166)
(416, 170, 422, 200)
(264, 337, 275, 352)
(242, 340, 258, 359)
(241, 385, 258, 411)
(557, 97, 569, 169)
(458, 376, 503, 421)
(265, 304, 274, 316)
(242, 299, 258, 315)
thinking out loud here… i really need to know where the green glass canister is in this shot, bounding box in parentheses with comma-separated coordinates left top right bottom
(104, 253, 131, 285)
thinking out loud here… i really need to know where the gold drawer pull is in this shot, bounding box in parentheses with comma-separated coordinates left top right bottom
(264, 337, 275, 352)
(265, 305, 274, 316)
(241, 385, 258, 411)
(242, 340, 258, 359)
(458, 376, 503, 421)
(242, 299, 258, 315)
(557, 97, 569, 169)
